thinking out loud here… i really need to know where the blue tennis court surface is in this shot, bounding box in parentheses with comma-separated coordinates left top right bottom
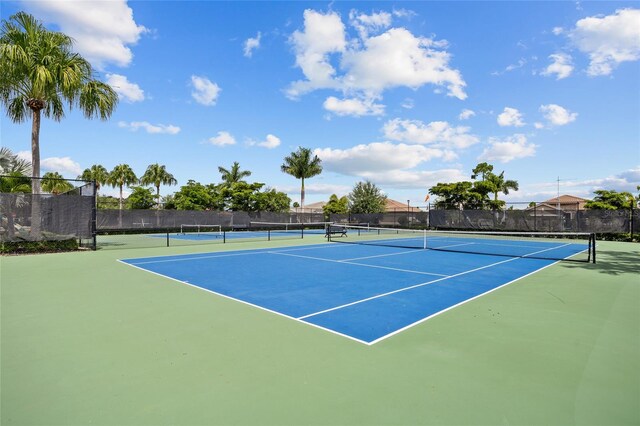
(121, 241, 579, 344)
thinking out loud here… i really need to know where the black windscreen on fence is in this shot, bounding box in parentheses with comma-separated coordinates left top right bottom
(0, 180, 96, 245)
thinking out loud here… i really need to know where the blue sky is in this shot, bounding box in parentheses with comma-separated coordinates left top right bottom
(1, 1, 639, 206)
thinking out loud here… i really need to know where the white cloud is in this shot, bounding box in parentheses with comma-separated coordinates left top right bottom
(341, 28, 467, 99)
(323, 96, 385, 117)
(287, 9, 467, 105)
(552, 27, 564, 35)
(479, 134, 537, 163)
(491, 58, 527, 76)
(359, 169, 468, 189)
(497, 107, 525, 127)
(16, 151, 31, 163)
(568, 8, 640, 76)
(106, 73, 144, 102)
(22, 0, 147, 69)
(207, 131, 236, 147)
(279, 183, 352, 195)
(257, 134, 281, 149)
(382, 118, 479, 149)
(541, 53, 574, 80)
(118, 121, 180, 134)
(287, 9, 346, 98)
(534, 122, 545, 129)
(401, 98, 414, 109)
(244, 32, 261, 58)
(349, 10, 392, 39)
(459, 109, 475, 120)
(539, 104, 578, 126)
(315, 142, 452, 175)
(190, 75, 221, 106)
(41, 157, 82, 176)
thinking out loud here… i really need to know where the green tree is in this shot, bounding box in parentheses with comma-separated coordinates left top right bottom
(585, 190, 635, 210)
(252, 187, 291, 213)
(218, 162, 251, 187)
(0, 12, 118, 235)
(127, 186, 155, 209)
(485, 171, 519, 209)
(107, 164, 138, 211)
(78, 164, 109, 198)
(348, 181, 387, 214)
(429, 181, 476, 209)
(471, 162, 494, 181)
(323, 194, 349, 220)
(41, 171, 73, 194)
(140, 163, 177, 209)
(281, 147, 322, 209)
(172, 180, 220, 210)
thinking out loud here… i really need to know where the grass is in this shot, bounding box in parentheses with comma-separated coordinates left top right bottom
(1, 236, 638, 425)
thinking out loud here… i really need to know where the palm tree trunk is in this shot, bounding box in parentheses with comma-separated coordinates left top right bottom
(30, 108, 41, 236)
(300, 177, 305, 209)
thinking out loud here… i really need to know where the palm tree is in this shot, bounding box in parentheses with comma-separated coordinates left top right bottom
(0, 12, 118, 234)
(218, 161, 251, 186)
(486, 171, 519, 207)
(0, 147, 31, 239)
(280, 147, 322, 209)
(0, 146, 31, 176)
(140, 163, 177, 209)
(107, 164, 138, 211)
(78, 164, 109, 198)
(41, 171, 73, 194)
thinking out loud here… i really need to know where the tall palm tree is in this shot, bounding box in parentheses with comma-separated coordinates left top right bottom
(41, 171, 73, 194)
(0, 12, 118, 234)
(280, 147, 322, 209)
(486, 171, 519, 206)
(0, 146, 31, 176)
(107, 164, 138, 210)
(140, 163, 177, 209)
(78, 164, 109, 198)
(218, 161, 251, 186)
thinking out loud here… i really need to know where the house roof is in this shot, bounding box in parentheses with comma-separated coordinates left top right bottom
(385, 198, 423, 212)
(542, 194, 590, 204)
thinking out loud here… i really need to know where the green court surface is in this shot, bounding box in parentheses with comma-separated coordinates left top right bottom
(1, 237, 638, 425)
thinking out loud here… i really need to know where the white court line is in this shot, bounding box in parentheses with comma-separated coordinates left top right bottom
(269, 251, 449, 277)
(298, 242, 572, 322)
(123, 241, 351, 265)
(339, 249, 420, 262)
(116, 259, 372, 345)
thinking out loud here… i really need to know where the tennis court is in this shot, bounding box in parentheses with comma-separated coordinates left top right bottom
(122, 228, 594, 344)
(1, 228, 638, 425)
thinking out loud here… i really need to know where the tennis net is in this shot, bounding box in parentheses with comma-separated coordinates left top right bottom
(327, 224, 596, 263)
(180, 224, 222, 235)
(249, 221, 331, 235)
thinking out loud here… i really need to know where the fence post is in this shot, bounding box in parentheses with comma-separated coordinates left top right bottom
(92, 180, 97, 250)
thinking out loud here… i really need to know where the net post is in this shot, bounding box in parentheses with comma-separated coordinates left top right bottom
(301, 226, 304, 239)
(223, 230, 226, 244)
(591, 233, 596, 264)
(166, 231, 169, 247)
(268, 229, 271, 241)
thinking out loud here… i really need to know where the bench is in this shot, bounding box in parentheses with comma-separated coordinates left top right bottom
(231, 224, 248, 231)
(325, 225, 347, 238)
